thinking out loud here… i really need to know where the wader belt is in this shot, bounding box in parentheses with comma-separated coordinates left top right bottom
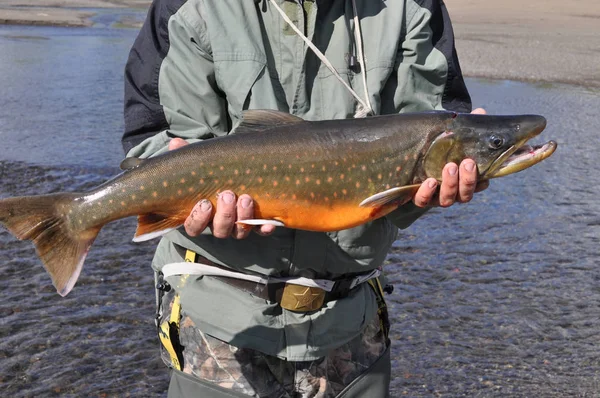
(163, 250, 382, 313)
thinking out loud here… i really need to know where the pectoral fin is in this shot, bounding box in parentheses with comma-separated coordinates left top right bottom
(359, 185, 421, 208)
(235, 219, 285, 227)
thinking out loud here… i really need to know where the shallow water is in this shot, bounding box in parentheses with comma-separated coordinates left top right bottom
(0, 19, 599, 398)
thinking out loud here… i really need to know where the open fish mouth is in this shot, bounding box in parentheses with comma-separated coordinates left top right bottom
(487, 140, 557, 178)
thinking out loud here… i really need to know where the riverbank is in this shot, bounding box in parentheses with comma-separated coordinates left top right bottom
(446, 0, 600, 88)
(0, 0, 148, 27)
(0, 0, 598, 86)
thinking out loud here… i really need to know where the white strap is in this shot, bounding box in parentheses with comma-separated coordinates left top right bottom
(161, 262, 381, 292)
(351, 0, 373, 118)
(268, 0, 372, 118)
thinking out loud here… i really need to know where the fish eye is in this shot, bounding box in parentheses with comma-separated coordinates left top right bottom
(489, 134, 504, 149)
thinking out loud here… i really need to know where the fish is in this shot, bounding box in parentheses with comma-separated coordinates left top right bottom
(0, 110, 556, 296)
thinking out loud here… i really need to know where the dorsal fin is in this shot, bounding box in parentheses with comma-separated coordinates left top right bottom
(120, 157, 146, 170)
(237, 110, 305, 134)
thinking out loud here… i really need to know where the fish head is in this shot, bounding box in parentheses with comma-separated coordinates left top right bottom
(421, 113, 556, 181)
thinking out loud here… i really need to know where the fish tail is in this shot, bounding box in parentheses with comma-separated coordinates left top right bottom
(0, 193, 99, 296)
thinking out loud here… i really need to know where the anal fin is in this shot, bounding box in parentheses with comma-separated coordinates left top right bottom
(133, 213, 185, 242)
(359, 185, 421, 208)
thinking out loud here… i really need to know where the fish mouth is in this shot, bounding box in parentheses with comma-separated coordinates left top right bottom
(486, 140, 557, 179)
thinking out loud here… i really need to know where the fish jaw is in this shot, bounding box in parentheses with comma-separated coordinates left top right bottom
(486, 140, 557, 178)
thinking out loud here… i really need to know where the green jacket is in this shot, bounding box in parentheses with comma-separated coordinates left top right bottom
(123, 0, 471, 361)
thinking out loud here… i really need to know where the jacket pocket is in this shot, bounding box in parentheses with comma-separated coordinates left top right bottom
(214, 55, 266, 122)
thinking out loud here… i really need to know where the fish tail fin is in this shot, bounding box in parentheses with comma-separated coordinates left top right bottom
(0, 193, 99, 296)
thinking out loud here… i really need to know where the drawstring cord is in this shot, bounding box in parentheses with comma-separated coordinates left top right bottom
(268, 0, 373, 118)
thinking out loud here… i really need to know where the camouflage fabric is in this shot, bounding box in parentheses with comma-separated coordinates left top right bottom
(159, 291, 388, 397)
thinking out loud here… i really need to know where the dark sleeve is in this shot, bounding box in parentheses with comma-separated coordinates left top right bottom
(122, 0, 228, 157)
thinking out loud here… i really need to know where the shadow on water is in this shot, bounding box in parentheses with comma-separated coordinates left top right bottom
(0, 19, 599, 396)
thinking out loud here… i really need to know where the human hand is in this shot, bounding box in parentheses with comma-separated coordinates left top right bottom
(412, 108, 490, 208)
(169, 138, 276, 239)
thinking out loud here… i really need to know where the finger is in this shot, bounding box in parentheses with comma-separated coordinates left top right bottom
(256, 224, 277, 236)
(184, 199, 213, 237)
(475, 180, 490, 193)
(412, 178, 438, 208)
(168, 138, 188, 151)
(438, 163, 459, 207)
(233, 195, 254, 240)
(457, 159, 478, 203)
(211, 191, 237, 238)
(471, 108, 487, 115)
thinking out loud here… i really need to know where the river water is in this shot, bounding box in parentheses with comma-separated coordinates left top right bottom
(0, 15, 599, 398)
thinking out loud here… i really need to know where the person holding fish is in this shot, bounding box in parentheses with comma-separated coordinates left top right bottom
(120, 0, 486, 397)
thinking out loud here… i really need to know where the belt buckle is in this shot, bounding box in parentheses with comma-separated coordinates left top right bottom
(280, 284, 325, 312)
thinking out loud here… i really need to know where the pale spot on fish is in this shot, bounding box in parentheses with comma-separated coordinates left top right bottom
(257, 177, 263, 183)
(413, 154, 418, 160)
(240, 185, 246, 191)
(316, 179, 321, 185)
(246, 169, 251, 175)
(355, 182, 360, 188)
(300, 167, 305, 172)
(305, 177, 310, 183)
(188, 187, 194, 193)
(396, 166, 402, 172)
(214, 180, 220, 184)
(228, 179, 233, 185)
(281, 193, 287, 198)
(386, 184, 390, 189)
(234, 169, 239, 175)
(273, 166, 277, 171)
(404, 155, 409, 161)
(163, 181, 168, 187)
(273, 181, 278, 187)
(324, 197, 329, 202)
(191, 171, 196, 176)
(288, 164, 292, 169)
(285, 176, 290, 182)
(361, 165, 366, 171)
(292, 194, 297, 200)
(311, 164, 315, 168)
(327, 177, 333, 183)
(220, 166, 225, 171)
(152, 192, 158, 198)
(131, 195, 136, 200)
(121, 201, 126, 206)
(122, 189, 126, 193)
(177, 190, 182, 195)
(378, 174, 382, 180)
(209, 171, 214, 176)
(296, 179, 301, 185)
(340, 174, 345, 180)
(342, 189, 347, 195)
(180, 178, 186, 184)
(200, 179, 205, 184)
(310, 192, 315, 199)
(322, 166, 326, 171)
(109, 200, 113, 204)
(333, 192, 338, 198)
